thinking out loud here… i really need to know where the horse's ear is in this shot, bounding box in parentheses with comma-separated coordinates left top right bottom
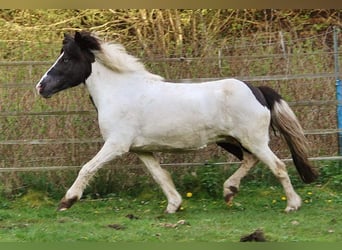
(74, 31, 82, 43)
(63, 33, 73, 45)
(74, 31, 100, 51)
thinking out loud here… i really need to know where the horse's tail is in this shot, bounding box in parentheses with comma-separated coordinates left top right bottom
(258, 86, 318, 183)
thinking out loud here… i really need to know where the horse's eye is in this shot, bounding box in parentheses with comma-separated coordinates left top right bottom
(63, 58, 69, 63)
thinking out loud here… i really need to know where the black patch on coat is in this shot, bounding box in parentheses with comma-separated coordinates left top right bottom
(257, 85, 282, 109)
(243, 82, 268, 108)
(217, 136, 251, 161)
(217, 142, 244, 160)
(243, 82, 283, 111)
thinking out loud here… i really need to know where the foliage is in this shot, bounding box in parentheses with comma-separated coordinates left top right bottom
(318, 161, 342, 189)
(17, 189, 54, 208)
(196, 164, 226, 198)
(0, 9, 340, 61)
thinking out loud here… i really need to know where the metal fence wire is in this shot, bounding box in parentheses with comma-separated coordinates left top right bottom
(0, 29, 341, 173)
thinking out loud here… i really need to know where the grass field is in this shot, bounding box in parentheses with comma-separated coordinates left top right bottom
(0, 184, 340, 242)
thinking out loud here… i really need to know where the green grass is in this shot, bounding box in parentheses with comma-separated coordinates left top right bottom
(0, 185, 340, 242)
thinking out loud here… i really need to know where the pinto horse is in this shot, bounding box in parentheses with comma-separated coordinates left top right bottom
(36, 31, 318, 213)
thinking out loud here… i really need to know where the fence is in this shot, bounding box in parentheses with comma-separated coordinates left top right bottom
(0, 29, 341, 178)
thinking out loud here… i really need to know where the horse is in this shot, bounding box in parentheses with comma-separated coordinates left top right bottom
(36, 31, 318, 213)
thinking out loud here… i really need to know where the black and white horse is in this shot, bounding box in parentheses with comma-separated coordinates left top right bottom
(36, 31, 318, 213)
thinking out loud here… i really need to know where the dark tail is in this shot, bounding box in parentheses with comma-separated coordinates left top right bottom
(258, 86, 318, 183)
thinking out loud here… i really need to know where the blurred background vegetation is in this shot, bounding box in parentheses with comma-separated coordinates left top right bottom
(0, 9, 341, 200)
(0, 10, 340, 61)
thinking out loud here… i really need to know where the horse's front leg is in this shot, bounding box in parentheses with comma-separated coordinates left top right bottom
(58, 141, 128, 211)
(137, 152, 182, 213)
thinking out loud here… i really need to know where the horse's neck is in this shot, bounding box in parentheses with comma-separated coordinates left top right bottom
(85, 61, 150, 109)
(85, 62, 120, 108)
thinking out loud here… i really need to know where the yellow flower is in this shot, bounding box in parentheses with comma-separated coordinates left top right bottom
(272, 199, 277, 204)
(281, 196, 287, 201)
(304, 199, 309, 203)
(307, 191, 313, 195)
(186, 192, 193, 198)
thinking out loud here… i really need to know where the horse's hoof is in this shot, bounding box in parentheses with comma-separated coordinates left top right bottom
(224, 186, 238, 205)
(284, 205, 300, 213)
(164, 202, 182, 214)
(164, 209, 176, 214)
(285, 207, 297, 213)
(57, 196, 78, 211)
(224, 193, 234, 205)
(284, 195, 302, 213)
(164, 206, 180, 214)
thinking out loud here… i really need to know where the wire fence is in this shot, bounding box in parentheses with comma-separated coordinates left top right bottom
(0, 61, 341, 172)
(0, 29, 341, 174)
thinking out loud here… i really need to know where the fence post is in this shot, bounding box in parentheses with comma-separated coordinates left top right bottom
(333, 26, 342, 155)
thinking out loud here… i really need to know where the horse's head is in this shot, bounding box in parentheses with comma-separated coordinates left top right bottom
(36, 31, 100, 98)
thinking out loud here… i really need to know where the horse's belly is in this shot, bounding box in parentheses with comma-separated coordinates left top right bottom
(130, 129, 227, 153)
(130, 144, 202, 153)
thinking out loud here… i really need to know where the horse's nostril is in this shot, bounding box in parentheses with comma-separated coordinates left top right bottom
(36, 84, 43, 93)
(36, 81, 46, 93)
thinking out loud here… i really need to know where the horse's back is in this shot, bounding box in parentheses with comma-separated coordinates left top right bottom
(128, 78, 270, 152)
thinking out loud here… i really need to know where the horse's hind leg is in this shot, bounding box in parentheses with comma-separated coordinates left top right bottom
(251, 145, 302, 212)
(137, 152, 182, 213)
(223, 151, 258, 205)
